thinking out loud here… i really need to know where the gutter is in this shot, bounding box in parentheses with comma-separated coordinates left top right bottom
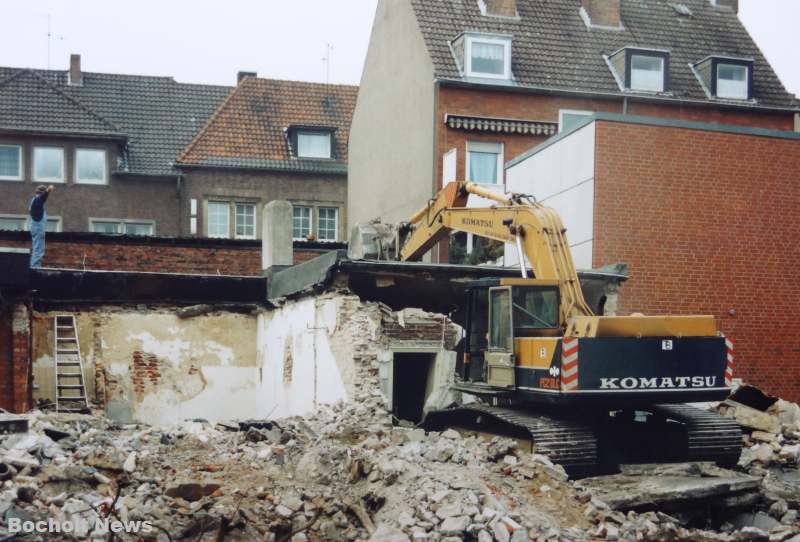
(436, 78, 800, 114)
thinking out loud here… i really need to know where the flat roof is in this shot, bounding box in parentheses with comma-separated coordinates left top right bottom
(506, 112, 800, 169)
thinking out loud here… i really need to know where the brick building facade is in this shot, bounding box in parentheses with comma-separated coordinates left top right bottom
(349, 0, 798, 261)
(506, 114, 800, 400)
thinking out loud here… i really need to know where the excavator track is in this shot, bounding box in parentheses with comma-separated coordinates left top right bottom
(423, 404, 600, 474)
(649, 403, 743, 468)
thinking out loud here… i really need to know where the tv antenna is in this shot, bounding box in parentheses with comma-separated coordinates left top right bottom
(45, 14, 66, 69)
(322, 43, 333, 85)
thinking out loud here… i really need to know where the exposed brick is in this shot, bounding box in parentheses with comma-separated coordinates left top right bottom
(593, 120, 800, 401)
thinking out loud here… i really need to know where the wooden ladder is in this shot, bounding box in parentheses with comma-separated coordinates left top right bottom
(54, 315, 89, 413)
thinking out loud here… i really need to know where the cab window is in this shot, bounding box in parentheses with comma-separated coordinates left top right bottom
(489, 288, 513, 351)
(512, 287, 559, 333)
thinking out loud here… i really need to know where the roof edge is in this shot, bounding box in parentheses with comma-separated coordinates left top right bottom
(436, 78, 800, 113)
(506, 113, 800, 169)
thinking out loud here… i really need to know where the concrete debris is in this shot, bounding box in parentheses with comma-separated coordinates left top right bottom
(0, 385, 798, 541)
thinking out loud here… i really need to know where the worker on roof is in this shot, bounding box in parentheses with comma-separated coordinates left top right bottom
(29, 184, 54, 268)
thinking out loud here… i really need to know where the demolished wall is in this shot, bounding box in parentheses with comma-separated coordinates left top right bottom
(27, 292, 461, 425)
(31, 308, 259, 425)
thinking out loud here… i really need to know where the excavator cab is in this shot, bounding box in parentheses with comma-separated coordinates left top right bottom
(459, 278, 562, 389)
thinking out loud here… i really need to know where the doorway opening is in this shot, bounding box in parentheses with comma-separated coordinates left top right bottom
(392, 352, 435, 424)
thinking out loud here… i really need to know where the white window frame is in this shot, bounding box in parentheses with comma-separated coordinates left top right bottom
(297, 131, 332, 159)
(234, 202, 257, 240)
(317, 207, 339, 242)
(630, 54, 665, 92)
(716, 63, 749, 100)
(41, 216, 62, 232)
(89, 218, 155, 236)
(0, 144, 23, 181)
(33, 146, 65, 183)
(292, 205, 313, 241)
(0, 214, 28, 231)
(558, 110, 593, 133)
(466, 141, 504, 185)
(465, 35, 512, 80)
(74, 148, 108, 185)
(207, 201, 231, 239)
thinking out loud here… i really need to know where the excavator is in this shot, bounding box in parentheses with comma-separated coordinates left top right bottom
(355, 181, 741, 475)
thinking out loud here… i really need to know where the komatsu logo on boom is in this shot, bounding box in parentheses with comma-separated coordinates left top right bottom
(600, 376, 717, 389)
(461, 218, 493, 228)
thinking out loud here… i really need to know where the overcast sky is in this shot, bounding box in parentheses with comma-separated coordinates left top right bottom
(0, 0, 797, 96)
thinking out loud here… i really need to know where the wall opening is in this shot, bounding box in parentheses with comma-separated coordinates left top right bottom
(392, 353, 435, 424)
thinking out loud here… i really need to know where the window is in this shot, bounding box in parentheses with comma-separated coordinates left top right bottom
(559, 110, 593, 133)
(90, 220, 153, 235)
(34, 147, 65, 182)
(207, 201, 230, 238)
(717, 63, 748, 100)
(318, 207, 338, 242)
(0, 145, 22, 180)
(235, 203, 256, 239)
(297, 132, 332, 159)
(489, 287, 513, 351)
(292, 206, 312, 240)
(75, 149, 107, 184)
(466, 35, 511, 79)
(0, 216, 27, 231)
(630, 54, 664, 92)
(0, 215, 61, 232)
(467, 141, 503, 184)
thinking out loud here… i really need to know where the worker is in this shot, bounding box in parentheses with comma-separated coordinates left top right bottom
(29, 184, 54, 268)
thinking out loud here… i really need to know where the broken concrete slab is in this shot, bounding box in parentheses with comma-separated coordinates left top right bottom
(578, 463, 761, 511)
(720, 400, 782, 434)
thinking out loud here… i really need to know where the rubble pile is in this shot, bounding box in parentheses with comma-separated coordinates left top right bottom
(0, 384, 799, 541)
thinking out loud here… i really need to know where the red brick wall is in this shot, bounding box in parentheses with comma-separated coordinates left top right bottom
(593, 120, 800, 400)
(0, 304, 32, 413)
(434, 85, 793, 261)
(0, 232, 340, 276)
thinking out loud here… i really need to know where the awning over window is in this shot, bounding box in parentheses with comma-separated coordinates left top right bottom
(445, 114, 557, 136)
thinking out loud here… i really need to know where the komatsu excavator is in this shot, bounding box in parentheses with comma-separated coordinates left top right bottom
(359, 181, 741, 475)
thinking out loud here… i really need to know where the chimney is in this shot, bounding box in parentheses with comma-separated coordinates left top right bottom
(68, 54, 82, 86)
(710, 0, 738, 13)
(237, 71, 257, 83)
(581, 0, 622, 28)
(480, 0, 517, 18)
(262, 200, 294, 273)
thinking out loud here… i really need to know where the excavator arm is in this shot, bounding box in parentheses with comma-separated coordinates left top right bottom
(399, 182, 594, 324)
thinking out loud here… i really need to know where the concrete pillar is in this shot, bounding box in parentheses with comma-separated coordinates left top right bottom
(262, 200, 294, 272)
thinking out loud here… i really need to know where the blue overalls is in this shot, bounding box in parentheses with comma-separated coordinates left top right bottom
(29, 197, 46, 268)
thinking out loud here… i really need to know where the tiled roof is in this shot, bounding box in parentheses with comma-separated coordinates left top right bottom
(0, 66, 231, 176)
(178, 77, 358, 174)
(410, 0, 797, 109)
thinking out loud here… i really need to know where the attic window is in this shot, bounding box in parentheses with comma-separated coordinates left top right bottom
(297, 131, 331, 159)
(465, 35, 512, 80)
(631, 55, 664, 92)
(691, 56, 753, 101)
(289, 126, 335, 159)
(607, 48, 670, 93)
(717, 63, 748, 99)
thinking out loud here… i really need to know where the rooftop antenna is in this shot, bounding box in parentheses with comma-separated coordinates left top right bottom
(45, 14, 66, 69)
(322, 43, 333, 85)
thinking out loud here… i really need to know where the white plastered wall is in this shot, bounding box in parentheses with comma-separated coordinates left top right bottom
(504, 122, 597, 270)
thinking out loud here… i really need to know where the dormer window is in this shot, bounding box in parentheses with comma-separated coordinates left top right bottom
(464, 34, 512, 80)
(691, 56, 753, 101)
(607, 48, 670, 93)
(716, 63, 748, 100)
(630, 55, 664, 92)
(288, 126, 335, 159)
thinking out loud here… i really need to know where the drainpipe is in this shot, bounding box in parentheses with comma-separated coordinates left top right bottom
(623, 96, 628, 115)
